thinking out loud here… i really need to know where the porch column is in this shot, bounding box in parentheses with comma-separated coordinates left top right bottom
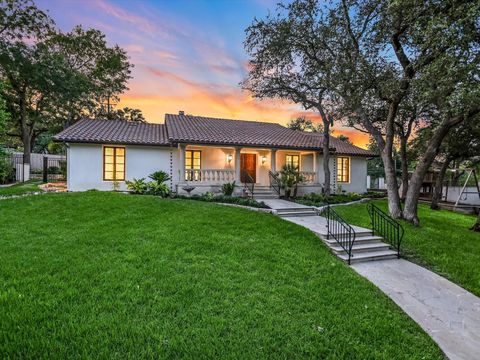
(235, 147, 242, 183)
(271, 149, 277, 173)
(312, 151, 318, 183)
(179, 144, 186, 182)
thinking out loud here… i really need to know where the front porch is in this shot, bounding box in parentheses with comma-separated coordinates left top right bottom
(177, 144, 321, 194)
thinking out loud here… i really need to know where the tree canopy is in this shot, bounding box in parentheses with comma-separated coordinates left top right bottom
(0, 0, 139, 163)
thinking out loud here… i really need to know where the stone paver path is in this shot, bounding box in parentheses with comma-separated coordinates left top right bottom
(352, 259, 480, 360)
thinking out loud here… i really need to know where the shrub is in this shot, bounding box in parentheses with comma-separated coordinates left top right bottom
(59, 160, 67, 179)
(147, 170, 171, 197)
(176, 193, 268, 208)
(221, 181, 236, 196)
(0, 157, 13, 184)
(48, 166, 60, 174)
(279, 165, 305, 198)
(125, 178, 148, 194)
(149, 171, 171, 184)
(146, 181, 170, 197)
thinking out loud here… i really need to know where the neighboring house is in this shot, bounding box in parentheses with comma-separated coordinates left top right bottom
(53, 112, 375, 195)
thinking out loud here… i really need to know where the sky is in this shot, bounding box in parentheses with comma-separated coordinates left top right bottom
(37, 0, 370, 147)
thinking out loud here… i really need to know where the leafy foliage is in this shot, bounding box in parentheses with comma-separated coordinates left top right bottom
(286, 117, 323, 132)
(221, 181, 236, 196)
(176, 192, 268, 208)
(148, 170, 170, 184)
(125, 178, 148, 194)
(279, 164, 304, 198)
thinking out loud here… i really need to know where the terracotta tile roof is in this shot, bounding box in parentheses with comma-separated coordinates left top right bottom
(53, 118, 169, 146)
(165, 113, 323, 150)
(54, 114, 376, 156)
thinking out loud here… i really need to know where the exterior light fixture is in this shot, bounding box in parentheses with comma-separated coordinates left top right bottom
(227, 154, 233, 163)
(261, 155, 267, 164)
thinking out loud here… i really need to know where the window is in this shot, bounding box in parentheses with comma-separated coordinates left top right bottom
(285, 155, 300, 169)
(337, 157, 350, 183)
(185, 150, 201, 181)
(103, 146, 125, 181)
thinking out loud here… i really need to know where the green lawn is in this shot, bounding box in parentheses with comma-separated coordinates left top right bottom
(335, 200, 480, 296)
(0, 180, 43, 196)
(0, 192, 443, 359)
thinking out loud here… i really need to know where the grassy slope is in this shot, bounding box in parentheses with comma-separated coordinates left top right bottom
(335, 200, 480, 296)
(0, 192, 443, 359)
(0, 180, 42, 196)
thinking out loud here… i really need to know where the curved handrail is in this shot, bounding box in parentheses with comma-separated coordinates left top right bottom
(268, 170, 281, 195)
(241, 170, 255, 198)
(320, 204, 356, 264)
(367, 202, 404, 258)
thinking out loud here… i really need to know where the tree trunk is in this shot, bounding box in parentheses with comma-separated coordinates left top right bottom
(471, 212, 480, 232)
(404, 116, 464, 225)
(322, 118, 331, 196)
(431, 158, 451, 210)
(381, 150, 403, 218)
(19, 94, 31, 165)
(400, 136, 409, 201)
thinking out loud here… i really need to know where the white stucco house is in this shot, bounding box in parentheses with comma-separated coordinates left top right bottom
(54, 112, 375, 196)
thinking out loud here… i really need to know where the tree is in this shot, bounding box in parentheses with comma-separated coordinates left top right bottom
(97, 106, 145, 122)
(336, 134, 352, 144)
(426, 122, 480, 210)
(243, 0, 344, 196)
(287, 116, 322, 132)
(46, 25, 132, 125)
(0, 0, 52, 41)
(0, 2, 133, 165)
(294, 0, 480, 224)
(472, 213, 480, 232)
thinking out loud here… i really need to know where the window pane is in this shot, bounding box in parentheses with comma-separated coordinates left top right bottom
(104, 171, 114, 180)
(116, 148, 125, 156)
(186, 151, 192, 160)
(105, 163, 114, 172)
(194, 151, 201, 159)
(105, 155, 114, 164)
(115, 171, 124, 180)
(116, 155, 124, 164)
(105, 147, 114, 156)
(193, 159, 200, 168)
(116, 164, 124, 172)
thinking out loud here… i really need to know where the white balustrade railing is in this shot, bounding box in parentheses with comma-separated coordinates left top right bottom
(300, 171, 316, 183)
(185, 169, 235, 183)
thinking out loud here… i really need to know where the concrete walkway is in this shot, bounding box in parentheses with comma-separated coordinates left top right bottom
(284, 215, 372, 237)
(352, 260, 480, 360)
(260, 198, 311, 209)
(269, 204, 480, 359)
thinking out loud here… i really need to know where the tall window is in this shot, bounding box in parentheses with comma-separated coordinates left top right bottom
(285, 155, 300, 169)
(185, 150, 201, 181)
(104, 146, 125, 181)
(337, 157, 350, 183)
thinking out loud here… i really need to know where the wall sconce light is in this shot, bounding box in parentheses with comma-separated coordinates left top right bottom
(227, 154, 233, 163)
(261, 155, 267, 165)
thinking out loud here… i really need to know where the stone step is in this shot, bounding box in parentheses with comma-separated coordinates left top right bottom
(322, 234, 383, 244)
(328, 241, 391, 254)
(254, 196, 280, 200)
(337, 249, 398, 264)
(279, 212, 318, 217)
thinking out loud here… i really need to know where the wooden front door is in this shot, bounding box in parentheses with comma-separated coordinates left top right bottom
(240, 154, 256, 183)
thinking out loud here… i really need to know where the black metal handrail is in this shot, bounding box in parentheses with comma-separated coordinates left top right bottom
(320, 204, 356, 265)
(241, 170, 255, 198)
(268, 170, 281, 195)
(367, 202, 404, 258)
